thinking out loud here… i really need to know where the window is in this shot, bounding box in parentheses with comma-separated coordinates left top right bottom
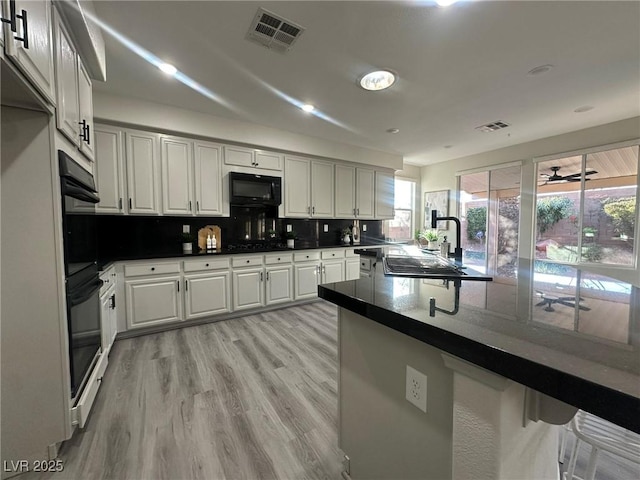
(535, 144, 638, 267)
(384, 178, 416, 242)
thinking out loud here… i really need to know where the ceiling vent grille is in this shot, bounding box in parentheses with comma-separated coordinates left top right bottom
(475, 121, 510, 133)
(246, 8, 305, 53)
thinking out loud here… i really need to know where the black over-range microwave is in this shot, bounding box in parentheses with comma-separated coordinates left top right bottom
(229, 172, 282, 206)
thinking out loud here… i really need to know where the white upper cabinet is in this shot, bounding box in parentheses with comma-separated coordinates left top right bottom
(311, 160, 334, 218)
(53, 9, 94, 160)
(284, 156, 311, 217)
(224, 145, 282, 171)
(356, 167, 375, 219)
(3, 0, 56, 104)
(375, 170, 395, 219)
(335, 165, 356, 218)
(284, 156, 334, 218)
(161, 136, 193, 215)
(53, 10, 78, 144)
(94, 125, 125, 214)
(77, 60, 94, 160)
(193, 141, 223, 216)
(126, 130, 160, 215)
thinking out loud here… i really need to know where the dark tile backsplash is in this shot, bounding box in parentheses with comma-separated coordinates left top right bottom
(95, 214, 383, 262)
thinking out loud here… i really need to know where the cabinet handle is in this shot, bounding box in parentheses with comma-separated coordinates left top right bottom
(353, 208, 356, 215)
(277, 257, 280, 261)
(151, 267, 155, 271)
(85, 124, 91, 145)
(110, 294, 116, 309)
(260, 271, 264, 281)
(79, 120, 87, 141)
(185, 279, 188, 291)
(357, 208, 360, 215)
(312, 206, 315, 215)
(246, 260, 250, 264)
(307, 206, 311, 214)
(119, 198, 123, 210)
(177, 280, 180, 292)
(189, 200, 192, 211)
(1, 0, 17, 32)
(205, 263, 209, 267)
(129, 198, 132, 209)
(196, 201, 199, 212)
(14, 8, 28, 49)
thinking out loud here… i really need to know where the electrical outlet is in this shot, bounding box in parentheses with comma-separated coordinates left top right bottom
(324, 224, 328, 233)
(286, 224, 292, 232)
(406, 365, 427, 412)
(182, 225, 190, 233)
(362, 224, 367, 232)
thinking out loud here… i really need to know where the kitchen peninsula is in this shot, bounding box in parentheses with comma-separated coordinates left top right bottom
(318, 248, 639, 479)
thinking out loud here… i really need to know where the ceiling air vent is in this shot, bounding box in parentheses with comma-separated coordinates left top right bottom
(475, 121, 510, 133)
(246, 8, 305, 53)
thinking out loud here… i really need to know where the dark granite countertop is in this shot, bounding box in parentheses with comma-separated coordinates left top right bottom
(318, 250, 640, 433)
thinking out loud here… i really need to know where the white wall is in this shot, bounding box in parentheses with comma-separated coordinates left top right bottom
(93, 92, 404, 170)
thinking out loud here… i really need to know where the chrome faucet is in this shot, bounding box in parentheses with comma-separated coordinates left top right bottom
(431, 209, 463, 266)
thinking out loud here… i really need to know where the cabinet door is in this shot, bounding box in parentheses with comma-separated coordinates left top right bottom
(294, 262, 319, 300)
(53, 12, 79, 145)
(311, 161, 334, 217)
(335, 165, 356, 218)
(161, 137, 193, 215)
(126, 131, 160, 214)
(322, 261, 344, 284)
(224, 145, 254, 167)
(194, 141, 222, 216)
(356, 168, 375, 219)
(345, 259, 360, 281)
(375, 171, 395, 219)
(185, 272, 230, 320)
(125, 275, 182, 329)
(284, 156, 310, 217)
(5, 0, 56, 104)
(254, 150, 282, 171)
(265, 265, 293, 305)
(100, 292, 112, 355)
(232, 268, 264, 311)
(77, 60, 95, 161)
(94, 126, 125, 213)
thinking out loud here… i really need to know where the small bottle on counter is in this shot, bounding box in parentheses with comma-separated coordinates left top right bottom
(206, 234, 212, 250)
(440, 236, 450, 258)
(212, 235, 217, 250)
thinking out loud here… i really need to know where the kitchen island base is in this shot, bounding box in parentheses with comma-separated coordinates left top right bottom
(338, 308, 561, 479)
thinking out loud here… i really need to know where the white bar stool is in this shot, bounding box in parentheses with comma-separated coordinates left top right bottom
(564, 410, 640, 480)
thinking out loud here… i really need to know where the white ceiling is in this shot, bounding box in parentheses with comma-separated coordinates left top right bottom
(91, 0, 640, 167)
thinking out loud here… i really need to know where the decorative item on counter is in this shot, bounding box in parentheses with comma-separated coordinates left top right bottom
(285, 230, 297, 249)
(206, 234, 213, 250)
(181, 232, 195, 254)
(351, 223, 360, 245)
(440, 235, 450, 258)
(342, 227, 352, 245)
(197, 225, 221, 251)
(267, 229, 278, 245)
(420, 229, 440, 250)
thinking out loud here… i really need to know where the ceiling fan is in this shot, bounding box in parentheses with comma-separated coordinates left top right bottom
(540, 166, 598, 184)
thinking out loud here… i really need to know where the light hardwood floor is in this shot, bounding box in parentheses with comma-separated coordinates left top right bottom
(28, 302, 342, 480)
(21, 301, 637, 480)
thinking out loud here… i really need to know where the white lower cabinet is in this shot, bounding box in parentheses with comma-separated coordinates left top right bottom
(265, 264, 293, 305)
(346, 258, 360, 281)
(184, 272, 230, 319)
(125, 275, 182, 329)
(232, 267, 264, 311)
(321, 260, 345, 284)
(294, 262, 320, 300)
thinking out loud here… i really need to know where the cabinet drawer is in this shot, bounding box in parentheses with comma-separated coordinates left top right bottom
(345, 248, 358, 257)
(232, 255, 264, 268)
(265, 253, 293, 265)
(294, 251, 321, 262)
(321, 249, 345, 260)
(74, 351, 108, 428)
(359, 257, 373, 271)
(124, 262, 180, 277)
(183, 258, 230, 272)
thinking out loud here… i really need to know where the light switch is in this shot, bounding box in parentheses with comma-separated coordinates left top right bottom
(324, 224, 329, 233)
(362, 224, 367, 232)
(183, 225, 190, 233)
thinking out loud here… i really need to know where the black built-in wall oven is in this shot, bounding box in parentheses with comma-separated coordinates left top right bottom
(59, 150, 102, 403)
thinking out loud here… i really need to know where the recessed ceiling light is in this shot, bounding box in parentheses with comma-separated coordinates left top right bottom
(574, 105, 594, 113)
(301, 104, 315, 112)
(386, 128, 400, 134)
(158, 63, 177, 75)
(436, 0, 458, 6)
(359, 70, 396, 91)
(527, 64, 554, 76)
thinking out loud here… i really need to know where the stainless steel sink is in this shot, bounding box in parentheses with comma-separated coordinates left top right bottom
(382, 255, 492, 281)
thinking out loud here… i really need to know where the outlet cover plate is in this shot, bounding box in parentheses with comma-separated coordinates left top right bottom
(362, 224, 367, 232)
(287, 224, 292, 232)
(406, 365, 427, 412)
(182, 225, 190, 233)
